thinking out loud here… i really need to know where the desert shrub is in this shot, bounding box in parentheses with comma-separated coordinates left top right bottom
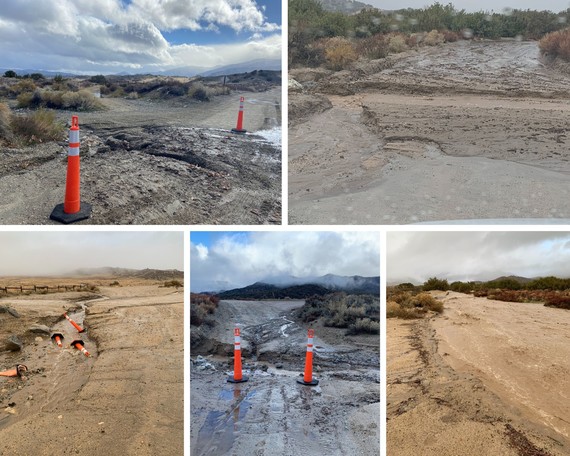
(61, 90, 102, 110)
(411, 292, 444, 313)
(449, 281, 473, 294)
(0, 103, 12, 142)
(9, 79, 37, 96)
(544, 294, 570, 310)
(347, 317, 380, 335)
(126, 91, 139, 99)
(4, 70, 17, 78)
(323, 37, 358, 70)
(387, 300, 425, 319)
(188, 82, 210, 101)
(491, 290, 524, 303)
(356, 34, 388, 59)
(89, 74, 107, 84)
(540, 29, 570, 61)
(190, 293, 220, 326)
(387, 34, 408, 53)
(423, 277, 449, 291)
(424, 29, 445, 46)
(442, 30, 460, 42)
(10, 109, 65, 144)
(109, 281, 121, 287)
(164, 280, 183, 288)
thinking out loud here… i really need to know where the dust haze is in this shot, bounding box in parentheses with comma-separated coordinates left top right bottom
(0, 232, 183, 276)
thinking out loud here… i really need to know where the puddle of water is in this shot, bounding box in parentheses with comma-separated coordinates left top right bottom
(196, 387, 254, 455)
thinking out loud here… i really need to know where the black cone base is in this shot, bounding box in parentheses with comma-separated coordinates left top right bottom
(50, 202, 92, 224)
(231, 128, 247, 134)
(297, 378, 319, 386)
(227, 375, 249, 383)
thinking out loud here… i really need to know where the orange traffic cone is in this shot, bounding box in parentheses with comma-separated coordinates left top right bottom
(50, 115, 92, 223)
(0, 364, 28, 379)
(71, 340, 90, 357)
(51, 332, 64, 347)
(227, 327, 248, 383)
(297, 329, 319, 386)
(63, 313, 85, 333)
(231, 97, 247, 134)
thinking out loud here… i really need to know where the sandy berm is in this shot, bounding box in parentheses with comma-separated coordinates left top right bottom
(388, 291, 570, 455)
(0, 276, 183, 455)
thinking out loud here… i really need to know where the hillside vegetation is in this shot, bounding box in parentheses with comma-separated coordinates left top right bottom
(290, 0, 570, 68)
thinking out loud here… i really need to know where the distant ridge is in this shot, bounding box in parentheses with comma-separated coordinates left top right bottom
(71, 267, 183, 280)
(217, 274, 380, 299)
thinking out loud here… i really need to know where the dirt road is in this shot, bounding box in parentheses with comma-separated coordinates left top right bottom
(0, 87, 281, 225)
(0, 281, 183, 455)
(290, 40, 570, 224)
(191, 300, 380, 456)
(387, 291, 570, 455)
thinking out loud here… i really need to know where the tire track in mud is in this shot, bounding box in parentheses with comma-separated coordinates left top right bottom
(388, 316, 567, 455)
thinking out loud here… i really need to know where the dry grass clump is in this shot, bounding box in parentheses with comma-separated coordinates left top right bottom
(356, 34, 388, 59)
(10, 109, 65, 144)
(0, 103, 13, 142)
(424, 30, 445, 46)
(190, 293, 220, 326)
(163, 280, 183, 288)
(17, 89, 102, 111)
(540, 28, 570, 61)
(387, 34, 408, 53)
(387, 289, 444, 319)
(545, 294, 570, 310)
(322, 37, 359, 70)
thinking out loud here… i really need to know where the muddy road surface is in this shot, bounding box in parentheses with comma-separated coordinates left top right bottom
(290, 41, 570, 224)
(0, 88, 281, 225)
(0, 281, 183, 455)
(191, 300, 380, 456)
(388, 291, 570, 455)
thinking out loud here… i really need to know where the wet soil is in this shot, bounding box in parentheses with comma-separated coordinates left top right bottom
(387, 291, 570, 455)
(0, 280, 183, 455)
(0, 88, 281, 225)
(289, 40, 570, 224)
(191, 300, 380, 456)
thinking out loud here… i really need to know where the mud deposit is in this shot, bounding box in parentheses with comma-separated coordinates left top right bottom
(0, 88, 281, 225)
(289, 41, 570, 224)
(0, 280, 183, 455)
(387, 291, 570, 455)
(191, 300, 380, 456)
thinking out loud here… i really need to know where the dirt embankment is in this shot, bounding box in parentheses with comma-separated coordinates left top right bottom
(387, 291, 570, 455)
(191, 300, 380, 456)
(0, 280, 183, 455)
(0, 87, 281, 225)
(289, 40, 570, 224)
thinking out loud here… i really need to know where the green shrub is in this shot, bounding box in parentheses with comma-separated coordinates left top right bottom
(188, 82, 210, 101)
(423, 277, 449, 291)
(347, 317, 380, 335)
(89, 74, 107, 84)
(11, 109, 65, 144)
(164, 280, 183, 288)
(4, 70, 17, 78)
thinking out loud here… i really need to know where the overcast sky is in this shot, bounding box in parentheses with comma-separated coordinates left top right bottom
(190, 231, 380, 292)
(0, 0, 281, 74)
(369, 0, 570, 12)
(0, 232, 183, 276)
(388, 231, 570, 284)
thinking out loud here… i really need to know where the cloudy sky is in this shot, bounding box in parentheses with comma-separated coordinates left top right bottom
(0, 0, 281, 74)
(388, 231, 570, 284)
(370, 0, 570, 12)
(0, 231, 183, 276)
(190, 231, 380, 292)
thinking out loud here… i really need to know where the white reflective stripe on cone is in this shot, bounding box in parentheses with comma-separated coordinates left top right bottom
(307, 346, 313, 352)
(308, 338, 314, 344)
(235, 336, 240, 343)
(68, 147, 80, 156)
(234, 345, 240, 350)
(69, 130, 79, 142)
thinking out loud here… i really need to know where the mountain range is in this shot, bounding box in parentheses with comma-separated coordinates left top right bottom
(217, 274, 380, 299)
